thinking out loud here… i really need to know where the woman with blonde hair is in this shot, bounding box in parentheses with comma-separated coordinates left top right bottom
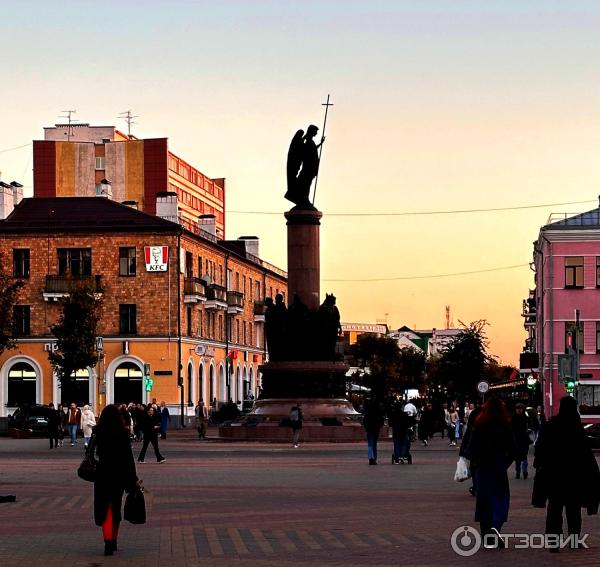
(81, 404, 97, 448)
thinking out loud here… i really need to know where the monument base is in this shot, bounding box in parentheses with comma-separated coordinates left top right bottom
(219, 397, 366, 442)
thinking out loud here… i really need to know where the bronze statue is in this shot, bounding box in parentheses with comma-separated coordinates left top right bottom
(316, 294, 342, 360)
(285, 125, 324, 209)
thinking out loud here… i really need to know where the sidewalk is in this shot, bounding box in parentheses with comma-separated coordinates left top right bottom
(0, 435, 598, 566)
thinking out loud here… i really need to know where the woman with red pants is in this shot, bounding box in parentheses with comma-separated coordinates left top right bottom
(94, 405, 140, 556)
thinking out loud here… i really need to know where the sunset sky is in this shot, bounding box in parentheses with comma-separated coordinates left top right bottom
(3, 0, 600, 364)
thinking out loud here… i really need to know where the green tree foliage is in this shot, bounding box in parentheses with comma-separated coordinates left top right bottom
(49, 284, 103, 385)
(0, 273, 24, 355)
(349, 335, 425, 399)
(428, 320, 493, 398)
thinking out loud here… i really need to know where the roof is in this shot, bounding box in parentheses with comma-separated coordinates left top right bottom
(0, 197, 182, 234)
(543, 207, 600, 230)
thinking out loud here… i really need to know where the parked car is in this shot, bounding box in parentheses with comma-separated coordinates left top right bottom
(583, 423, 600, 449)
(8, 405, 53, 434)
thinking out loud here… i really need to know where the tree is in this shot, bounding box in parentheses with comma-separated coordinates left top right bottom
(49, 284, 103, 386)
(350, 335, 400, 399)
(394, 347, 426, 392)
(0, 273, 24, 355)
(428, 320, 492, 400)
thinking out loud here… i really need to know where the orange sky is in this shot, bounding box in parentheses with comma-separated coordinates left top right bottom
(3, 1, 600, 364)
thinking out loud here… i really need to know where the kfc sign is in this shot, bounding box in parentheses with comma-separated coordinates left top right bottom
(144, 246, 169, 272)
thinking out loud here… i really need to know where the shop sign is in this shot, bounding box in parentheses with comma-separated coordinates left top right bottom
(144, 246, 169, 272)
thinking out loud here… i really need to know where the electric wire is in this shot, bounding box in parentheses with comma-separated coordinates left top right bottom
(229, 199, 596, 217)
(0, 143, 31, 154)
(322, 263, 528, 282)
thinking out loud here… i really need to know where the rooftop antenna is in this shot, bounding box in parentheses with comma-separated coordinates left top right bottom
(119, 110, 139, 138)
(445, 306, 450, 330)
(59, 110, 78, 142)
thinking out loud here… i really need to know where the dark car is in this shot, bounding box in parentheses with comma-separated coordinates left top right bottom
(583, 423, 600, 449)
(8, 405, 54, 434)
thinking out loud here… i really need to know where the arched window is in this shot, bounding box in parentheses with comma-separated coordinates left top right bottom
(114, 362, 143, 405)
(199, 363, 205, 404)
(61, 368, 90, 407)
(187, 363, 193, 406)
(209, 365, 215, 404)
(7, 362, 37, 407)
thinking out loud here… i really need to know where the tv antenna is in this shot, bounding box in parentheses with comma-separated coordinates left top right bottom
(119, 110, 139, 138)
(59, 110, 78, 141)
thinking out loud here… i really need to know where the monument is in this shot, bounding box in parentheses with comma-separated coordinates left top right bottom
(220, 97, 364, 441)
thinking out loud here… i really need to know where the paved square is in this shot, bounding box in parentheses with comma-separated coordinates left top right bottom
(0, 431, 598, 566)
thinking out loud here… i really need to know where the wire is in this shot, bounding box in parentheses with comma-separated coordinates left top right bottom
(0, 143, 31, 154)
(228, 199, 596, 217)
(322, 263, 527, 282)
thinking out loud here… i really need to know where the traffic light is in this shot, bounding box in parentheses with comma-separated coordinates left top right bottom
(564, 380, 576, 393)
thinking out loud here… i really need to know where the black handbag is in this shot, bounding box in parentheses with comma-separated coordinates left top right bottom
(124, 488, 146, 524)
(77, 435, 97, 482)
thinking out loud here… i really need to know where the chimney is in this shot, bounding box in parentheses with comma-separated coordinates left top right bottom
(10, 181, 23, 208)
(0, 181, 14, 220)
(199, 214, 216, 236)
(95, 178, 113, 199)
(121, 200, 138, 210)
(156, 191, 178, 223)
(238, 235, 259, 257)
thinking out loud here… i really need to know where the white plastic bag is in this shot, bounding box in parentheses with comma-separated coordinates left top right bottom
(454, 456, 470, 482)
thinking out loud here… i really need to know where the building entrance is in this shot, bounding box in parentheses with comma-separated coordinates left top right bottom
(114, 362, 143, 405)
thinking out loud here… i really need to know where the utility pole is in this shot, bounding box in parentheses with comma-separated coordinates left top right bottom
(119, 110, 139, 138)
(60, 110, 77, 141)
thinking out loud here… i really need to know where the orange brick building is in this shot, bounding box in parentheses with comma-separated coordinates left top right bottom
(33, 124, 226, 237)
(0, 196, 286, 422)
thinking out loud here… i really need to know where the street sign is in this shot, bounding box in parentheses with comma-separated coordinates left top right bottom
(96, 337, 104, 352)
(477, 381, 489, 394)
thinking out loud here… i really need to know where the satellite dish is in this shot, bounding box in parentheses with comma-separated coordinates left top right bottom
(200, 274, 211, 287)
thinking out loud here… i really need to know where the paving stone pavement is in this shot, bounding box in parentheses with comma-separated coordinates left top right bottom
(0, 430, 599, 566)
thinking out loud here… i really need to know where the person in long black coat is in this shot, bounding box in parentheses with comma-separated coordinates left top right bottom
(533, 396, 600, 541)
(512, 403, 532, 479)
(465, 398, 516, 545)
(362, 399, 385, 465)
(93, 404, 139, 556)
(47, 403, 61, 449)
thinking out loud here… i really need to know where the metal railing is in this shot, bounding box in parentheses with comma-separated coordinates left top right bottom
(227, 290, 245, 309)
(44, 275, 103, 293)
(184, 277, 206, 296)
(253, 301, 266, 316)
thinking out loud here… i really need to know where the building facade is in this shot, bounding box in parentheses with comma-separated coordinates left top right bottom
(0, 196, 286, 422)
(33, 124, 226, 237)
(530, 206, 600, 422)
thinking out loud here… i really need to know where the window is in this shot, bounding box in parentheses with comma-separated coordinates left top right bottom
(243, 321, 247, 344)
(95, 156, 106, 170)
(565, 321, 583, 353)
(13, 305, 31, 336)
(249, 277, 253, 301)
(219, 314, 223, 341)
(255, 281, 261, 300)
(119, 247, 136, 276)
(13, 249, 30, 278)
(597, 322, 600, 354)
(58, 248, 92, 276)
(565, 256, 584, 288)
(187, 306, 193, 336)
(243, 275, 246, 295)
(235, 272, 240, 291)
(197, 256, 203, 278)
(236, 320, 240, 344)
(185, 251, 193, 278)
(249, 323, 253, 346)
(7, 362, 36, 407)
(577, 385, 600, 415)
(597, 258, 600, 287)
(119, 304, 137, 335)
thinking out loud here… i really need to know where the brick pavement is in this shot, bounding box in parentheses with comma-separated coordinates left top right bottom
(0, 430, 599, 566)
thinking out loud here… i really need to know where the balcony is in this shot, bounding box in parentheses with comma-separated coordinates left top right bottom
(521, 296, 536, 327)
(205, 284, 227, 311)
(184, 277, 206, 304)
(227, 290, 245, 315)
(253, 300, 266, 322)
(43, 275, 103, 302)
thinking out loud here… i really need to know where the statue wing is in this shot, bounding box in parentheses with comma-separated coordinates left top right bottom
(287, 130, 304, 178)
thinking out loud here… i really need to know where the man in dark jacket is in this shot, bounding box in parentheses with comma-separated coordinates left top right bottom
(47, 403, 61, 449)
(137, 406, 166, 464)
(388, 401, 412, 464)
(533, 396, 600, 542)
(363, 399, 385, 465)
(512, 404, 532, 479)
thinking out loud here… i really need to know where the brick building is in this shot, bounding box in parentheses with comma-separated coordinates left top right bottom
(0, 196, 286, 422)
(33, 124, 226, 237)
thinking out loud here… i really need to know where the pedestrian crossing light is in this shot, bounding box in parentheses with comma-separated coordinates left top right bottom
(145, 378, 154, 392)
(564, 380, 576, 393)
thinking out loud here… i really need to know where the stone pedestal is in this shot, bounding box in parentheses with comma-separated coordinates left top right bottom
(285, 207, 322, 311)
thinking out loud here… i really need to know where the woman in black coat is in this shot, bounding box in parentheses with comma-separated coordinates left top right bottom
(466, 398, 515, 547)
(533, 396, 600, 542)
(94, 404, 139, 556)
(511, 403, 532, 479)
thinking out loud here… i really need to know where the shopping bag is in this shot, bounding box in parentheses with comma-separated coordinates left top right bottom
(77, 435, 97, 482)
(454, 456, 470, 482)
(124, 488, 146, 524)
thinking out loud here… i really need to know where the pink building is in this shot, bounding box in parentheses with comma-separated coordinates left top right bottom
(531, 205, 600, 422)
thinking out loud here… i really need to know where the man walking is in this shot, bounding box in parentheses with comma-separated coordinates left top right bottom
(47, 403, 60, 449)
(195, 400, 208, 439)
(67, 402, 81, 446)
(159, 401, 171, 440)
(138, 406, 166, 463)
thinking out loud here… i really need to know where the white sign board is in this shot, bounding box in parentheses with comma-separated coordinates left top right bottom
(477, 380, 489, 394)
(144, 246, 169, 272)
